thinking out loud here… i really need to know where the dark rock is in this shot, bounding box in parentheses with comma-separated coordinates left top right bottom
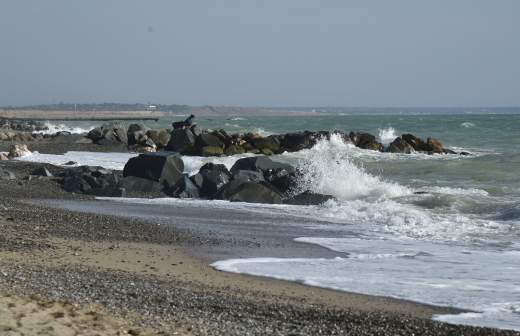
(166, 175, 200, 198)
(350, 132, 383, 151)
(226, 182, 282, 204)
(189, 173, 204, 190)
(119, 176, 163, 193)
(190, 125, 202, 137)
(427, 137, 444, 153)
(195, 163, 231, 198)
(402, 134, 429, 152)
(230, 156, 295, 175)
(123, 152, 184, 189)
(232, 170, 265, 183)
(31, 167, 53, 177)
(280, 132, 315, 152)
(284, 191, 334, 205)
(460, 151, 472, 156)
(387, 137, 414, 154)
(196, 133, 224, 150)
(211, 129, 232, 146)
(63, 161, 77, 166)
(166, 128, 196, 153)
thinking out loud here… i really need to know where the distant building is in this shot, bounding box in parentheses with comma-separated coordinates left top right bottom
(147, 105, 157, 111)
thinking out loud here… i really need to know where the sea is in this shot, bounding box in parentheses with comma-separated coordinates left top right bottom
(17, 111, 520, 330)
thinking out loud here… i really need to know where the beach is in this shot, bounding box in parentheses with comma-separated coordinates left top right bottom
(0, 155, 518, 335)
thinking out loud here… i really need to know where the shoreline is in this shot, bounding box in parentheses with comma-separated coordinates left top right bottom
(0, 161, 518, 334)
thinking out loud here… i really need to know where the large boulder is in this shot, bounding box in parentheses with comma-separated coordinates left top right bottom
(166, 175, 200, 198)
(62, 166, 122, 196)
(123, 152, 184, 189)
(8, 144, 31, 158)
(87, 123, 128, 145)
(146, 129, 171, 148)
(280, 132, 316, 152)
(196, 133, 224, 153)
(226, 182, 282, 204)
(230, 156, 297, 193)
(166, 128, 196, 153)
(350, 132, 383, 151)
(224, 144, 246, 156)
(284, 191, 334, 205)
(201, 146, 224, 157)
(427, 137, 444, 153)
(401, 134, 429, 152)
(387, 137, 414, 154)
(192, 163, 231, 198)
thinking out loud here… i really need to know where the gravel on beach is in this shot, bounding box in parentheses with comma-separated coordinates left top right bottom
(0, 159, 519, 335)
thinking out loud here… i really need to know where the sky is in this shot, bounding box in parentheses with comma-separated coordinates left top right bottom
(1, 1, 519, 107)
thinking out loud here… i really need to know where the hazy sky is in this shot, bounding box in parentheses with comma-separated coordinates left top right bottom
(1, 1, 519, 107)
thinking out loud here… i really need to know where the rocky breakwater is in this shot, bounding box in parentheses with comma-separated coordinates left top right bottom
(0, 118, 48, 132)
(85, 122, 468, 157)
(55, 152, 334, 205)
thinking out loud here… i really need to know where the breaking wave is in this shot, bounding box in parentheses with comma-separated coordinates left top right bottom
(378, 127, 398, 145)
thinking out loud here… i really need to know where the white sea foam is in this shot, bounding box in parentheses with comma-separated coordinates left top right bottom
(16, 151, 137, 170)
(212, 236, 520, 331)
(36, 122, 95, 135)
(461, 122, 476, 128)
(378, 127, 398, 145)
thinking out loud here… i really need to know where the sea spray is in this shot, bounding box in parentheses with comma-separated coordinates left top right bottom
(378, 127, 398, 146)
(292, 133, 409, 201)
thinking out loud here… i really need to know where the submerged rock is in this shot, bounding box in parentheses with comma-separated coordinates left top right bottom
(427, 137, 444, 153)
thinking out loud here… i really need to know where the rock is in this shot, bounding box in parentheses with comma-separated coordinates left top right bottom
(146, 129, 171, 148)
(8, 144, 31, 158)
(280, 132, 315, 152)
(75, 137, 94, 144)
(190, 125, 203, 137)
(232, 170, 265, 183)
(387, 137, 414, 153)
(166, 175, 200, 198)
(224, 144, 246, 156)
(119, 176, 163, 193)
(189, 173, 204, 190)
(196, 133, 224, 151)
(211, 129, 232, 146)
(166, 128, 196, 153)
(87, 123, 128, 145)
(284, 191, 334, 205)
(226, 182, 282, 204)
(63, 161, 77, 166)
(127, 124, 149, 146)
(0, 168, 16, 180)
(201, 146, 224, 156)
(350, 132, 383, 151)
(230, 156, 295, 176)
(460, 151, 472, 156)
(32, 167, 53, 177)
(250, 136, 281, 154)
(123, 152, 184, 189)
(194, 163, 231, 198)
(230, 156, 297, 193)
(0, 153, 8, 161)
(401, 134, 429, 152)
(427, 137, 443, 153)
